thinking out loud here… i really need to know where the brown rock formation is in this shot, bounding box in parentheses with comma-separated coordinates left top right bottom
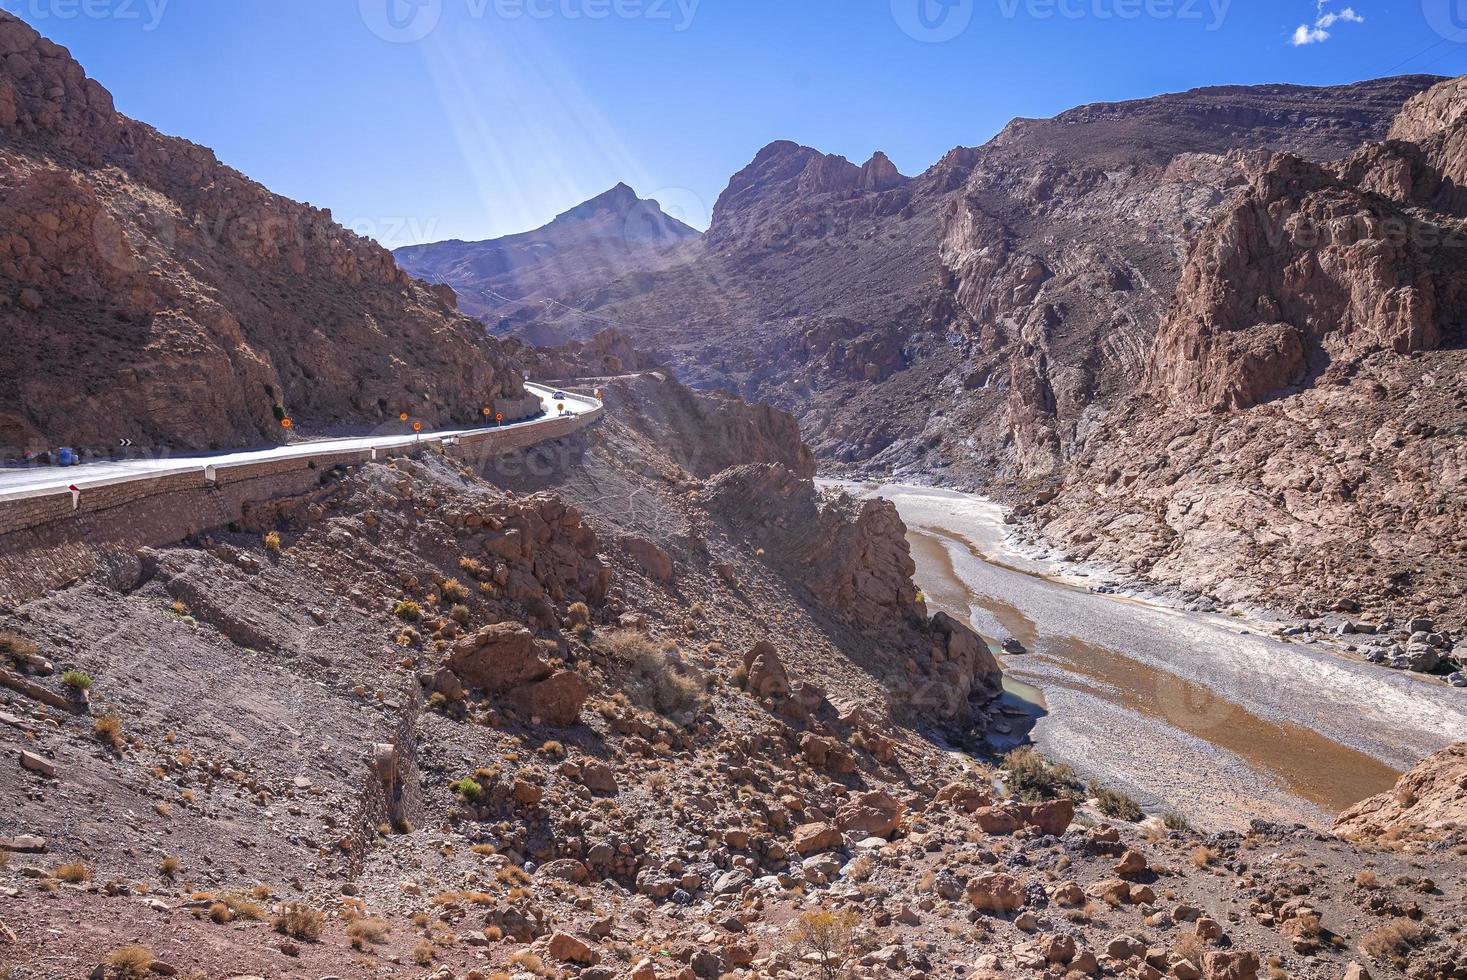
(1335, 742, 1467, 840)
(0, 11, 524, 453)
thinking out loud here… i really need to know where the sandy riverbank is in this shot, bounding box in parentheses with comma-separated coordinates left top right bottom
(828, 480, 1467, 830)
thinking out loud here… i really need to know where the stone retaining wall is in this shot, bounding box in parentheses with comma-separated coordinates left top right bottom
(0, 405, 602, 606)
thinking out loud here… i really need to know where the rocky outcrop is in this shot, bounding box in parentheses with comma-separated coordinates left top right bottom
(0, 11, 524, 454)
(1147, 152, 1464, 411)
(705, 463, 1000, 725)
(1334, 742, 1467, 840)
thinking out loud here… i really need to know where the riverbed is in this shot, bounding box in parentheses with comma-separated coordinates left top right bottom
(829, 480, 1467, 829)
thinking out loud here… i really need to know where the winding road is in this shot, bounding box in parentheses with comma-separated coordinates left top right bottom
(0, 383, 602, 504)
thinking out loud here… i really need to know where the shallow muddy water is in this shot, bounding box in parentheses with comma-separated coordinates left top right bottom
(831, 481, 1467, 828)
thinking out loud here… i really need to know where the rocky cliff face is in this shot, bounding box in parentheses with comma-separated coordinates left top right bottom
(0, 12, 524, 454)
(1035, 75, 1467, 624)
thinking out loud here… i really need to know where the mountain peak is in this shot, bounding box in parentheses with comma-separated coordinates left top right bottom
(551, 182, 643, 224)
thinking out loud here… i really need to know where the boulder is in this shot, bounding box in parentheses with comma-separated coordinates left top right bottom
(510, 670, 589, 726)
(791, 822, 842, 855)
(934, 782, 991, 813)
(547, 931, 599, 965)
(18, 750, 55, 779)
(447, 622, 547, 690)
(967, 872, 1026, 913)
(972, 805, 1022, 835)
(623, 536, 673, 582)
(1114, 849, 1148, 877)
(537, 859, 589, 884)
(742, 640, 791, 698)
(835, 791, 905, 839)
(579, 760, 618, 795)
(1202, 950, 1259, 980)
(1025, 798, 1074, 835)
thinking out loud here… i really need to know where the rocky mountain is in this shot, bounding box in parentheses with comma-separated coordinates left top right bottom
(1034, 76, 1467, 624)
(393, 183, 699, 336)
(500, 77, 1439, 477)
(0, 11, 526, 456)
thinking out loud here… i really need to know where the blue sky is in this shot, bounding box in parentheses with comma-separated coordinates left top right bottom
(9, 0, 1466, 247)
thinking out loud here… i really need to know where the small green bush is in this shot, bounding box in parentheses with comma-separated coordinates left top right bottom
(1003, 747, 1083, 803)
(1091, 782, 1144, 822)
(393, 600, 422, 622)
(1163, 812, 1192, 831)
(450, 777, 482, 802)
(61, 670, 93, 691)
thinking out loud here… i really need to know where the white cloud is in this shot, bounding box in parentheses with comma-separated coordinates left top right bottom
(1291, 3, 1364, 45)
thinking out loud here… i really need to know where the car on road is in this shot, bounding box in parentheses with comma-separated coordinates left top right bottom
(552, 390, 567, 400)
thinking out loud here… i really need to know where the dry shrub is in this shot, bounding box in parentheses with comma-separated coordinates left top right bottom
(606, 631, 706, 722)
(54, 861, 89, 883)
(1191, 846, 1217, 868)
(105, 946, 154, 979)
(509, 950, 546, 974)
(1003, 747, 1082, 802)
(346, 916, 391, 948)
(790, 908, 861, 980)
(207, 901, 232, 924)
(1175, 933, 1206, 966)
(440, 578, 471, 602)
(1090, 783, 1144, 822)
(221, 893, 266, 920)
(262, 531, 281, 553)
(1360, 919, 1427, 966)
(1354, 870, 1379, 889)
(94, 712, 123, 750)
(414, 941, 435, 965)
(274, 901, 326, 941)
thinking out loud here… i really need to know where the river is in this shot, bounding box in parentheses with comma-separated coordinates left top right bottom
(828, 480, 1467, 829)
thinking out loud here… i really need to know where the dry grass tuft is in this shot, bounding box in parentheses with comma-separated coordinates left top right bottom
(274, 901, 327, 941)
(105, 946, 154, 979)
(346, 916, 391, 948)
(1360, 919, 1427, 966)
(54, 861, 89, 883)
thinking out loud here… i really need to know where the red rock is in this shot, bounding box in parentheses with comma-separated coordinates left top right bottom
(447, 623, 547, 690)
(966, 872, 1026, 913)
(791, 821, 842, 855)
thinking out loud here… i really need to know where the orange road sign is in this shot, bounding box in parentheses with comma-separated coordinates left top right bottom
(412, 421, 423, 433)
(399, 412, 409, 421)
(482, 407, 491, 416)
(280, 418, 293, 429)
(495, 412, 504, 422)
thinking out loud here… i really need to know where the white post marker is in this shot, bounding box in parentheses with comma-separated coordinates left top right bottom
(68, 484, 80, 510)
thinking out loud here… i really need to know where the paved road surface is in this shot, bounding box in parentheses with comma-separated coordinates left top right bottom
(0, 383, 600, 503)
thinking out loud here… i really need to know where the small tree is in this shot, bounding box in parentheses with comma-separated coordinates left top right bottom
(790, 908, 861, 980)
